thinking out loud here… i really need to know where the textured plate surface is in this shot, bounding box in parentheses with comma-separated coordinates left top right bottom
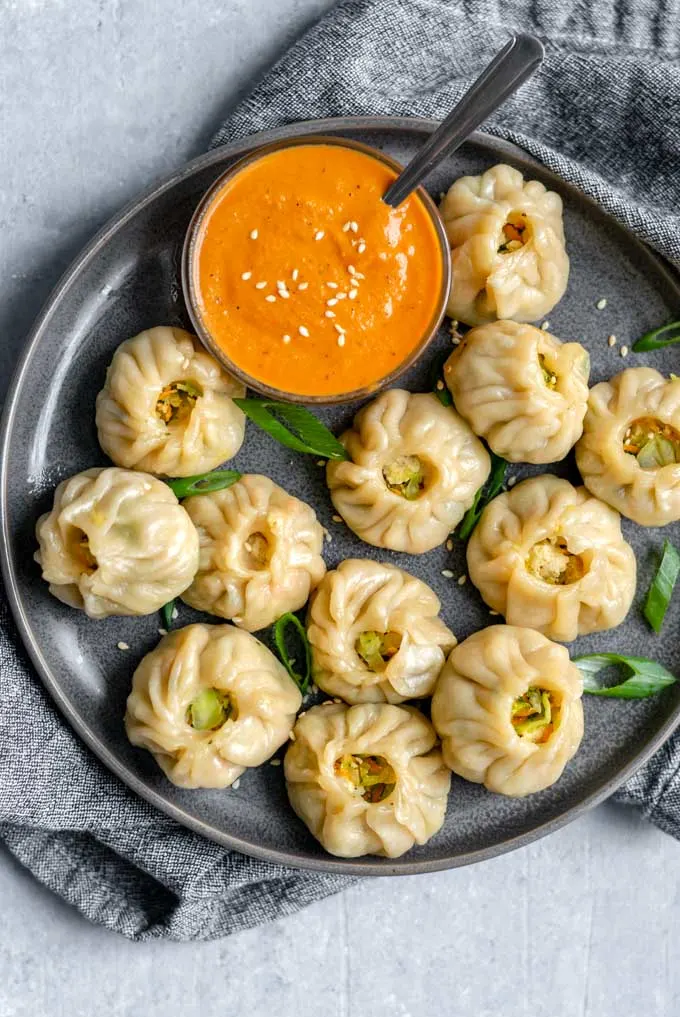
(3, 116, 680, 875)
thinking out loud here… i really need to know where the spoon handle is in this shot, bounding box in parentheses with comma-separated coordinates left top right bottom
(383, 34, 545, 208)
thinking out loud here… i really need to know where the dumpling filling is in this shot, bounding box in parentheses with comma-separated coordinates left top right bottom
(156, 380, 203, 425)
(538, 353, 558, 389)
(334, 753, 397, 803)
(623, 417, 680, 469)
(511, 686, 558, 744)
(526, 536, 586, 585)
(186, 688, 234, 730)
(382, 455, 427, 500)
(355, 630, 403, 672)
(242, 530, 271, 571)
(497, 211, 529, 254)
(69, 528, 97, 575)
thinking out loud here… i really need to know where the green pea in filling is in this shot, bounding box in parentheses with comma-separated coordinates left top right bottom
(156, 380, 203, 425)
(623, 417, 680, 469)
(186, 688, 233, 731)
(511, 687, 557, 744)
(355, 630, 402, 672)
(334, 753, 397, 803)
(382, 455, 426, 500)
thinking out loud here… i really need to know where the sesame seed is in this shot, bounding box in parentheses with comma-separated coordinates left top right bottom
(620, 345, 629, 357)
(446, 539, 454, 551)
(596, 298, 607, 310)
(347, 264, 357, 275)
(342, 221, 351, 232)
(349, 289, 358, 300)
(325, 311, 336, 318)
(315, 230, 325, 241)
(279, 290, 290, 299)
(436, 380, 444, 391)
(241, 271, 252, 280)
(298, 282, 309, 291)
(334, 323, 345, 334)
(282, 334, 291, 344)
(457, 575, 467, 586)
(117, 641, 129, 651)
(350, 221, 359, 233)
(337, 335, 346, 347)
(541, 321, 550, 330)
(354, 271, 365, 280)
(441, 569, 454, 578)
(291, 269, 299, 281)
(316, 460, 325, 467)
(489, 610, 499, 616)
(255, 281, 267, 289)
(233, 778, 241, 789)
(327, 281, 338, 289)
(608, 334, 617, 346)
(298, 325, 309, 337)
(270, 759, 281, 766)
(336, 292, 347, 300)
(327, 298, 338, 306)
(325, 531, 333, 543)
(172, 607, 179, 621)
(265, 294, 276, 303)
(249, 229, 258, 240)
(357, 243, 366, 254)
(276, 280, 286, 289)
(158, 628, 168, 636)
(332, 514, 343, 523)
(508, 476, 518, 487)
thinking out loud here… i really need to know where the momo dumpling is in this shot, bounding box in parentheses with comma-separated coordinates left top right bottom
(96, 326, 246, 477)
(575, 367, 680, 526)
(466, 475, 636, 642)
(431, 625, 584, 797)
(444, 321, 589, 464)
(181, 474, 326, 631)
(285, 702, 450, 857)
(307, 559, 456, 704)
(35, 467, 199, 618)
(125, 624, 302, 788)
(326, 390, 490, 554)
(440, 164, 569, 326)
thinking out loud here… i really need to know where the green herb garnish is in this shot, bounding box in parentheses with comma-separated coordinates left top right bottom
(632, 321, 680, 352)
(334, 753, 397, 803)
(644, 540, 680, 633)
(575, 653, 677, 698)
(272, 612, 312, 694)
(233, 399, 347, 460)
(456, 452, 508, 541)
(165, 469, 241, 500)
(428, 350, 453, 407)
(511, 687, 555, 742)
(355, 630, 402, 672)
(161, 599, 176, 630)
(186, 687, 232, 730)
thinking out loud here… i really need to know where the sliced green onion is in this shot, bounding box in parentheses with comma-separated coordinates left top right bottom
(272, 612, 312, 694)
(160, 600, 176, 631)
(165, 470, 241, 499)
(428, 350, 453, 407)
(575, 653, 677, 698)
(234, 399, 347, 460)
(456, 452, 508, 541)
(632, 321, 680, 352)
(644, 540, 680, 633)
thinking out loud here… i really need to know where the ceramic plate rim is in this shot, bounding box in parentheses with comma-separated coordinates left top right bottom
(3, 115, 680, 876)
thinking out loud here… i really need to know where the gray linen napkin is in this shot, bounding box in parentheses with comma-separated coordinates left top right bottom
(2, 0, 679, 942)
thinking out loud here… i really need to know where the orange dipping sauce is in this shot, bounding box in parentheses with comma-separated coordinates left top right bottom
(189, 141, 447, 399)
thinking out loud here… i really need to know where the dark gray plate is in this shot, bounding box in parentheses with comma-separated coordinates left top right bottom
(3, 117, 680, 875)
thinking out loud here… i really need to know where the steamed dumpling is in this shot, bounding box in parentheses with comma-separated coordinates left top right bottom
(307, 559, 456, 704)
(440, 164, 569, 326)
(180, 474, 326, 631)
(285, 702, 450, 857)
(444, 321, 589, 464)
(575, 367, 680, 526)
(96, 326, 246, 477)
(466, 475, 636, 642)
(327, 390, 490, 554)
(35, 467, 199, 618)
(431, 625, 583, 796)
(125, 623, 302, 788)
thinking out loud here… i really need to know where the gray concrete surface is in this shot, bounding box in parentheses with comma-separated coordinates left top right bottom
(0, 2, 678, 1015)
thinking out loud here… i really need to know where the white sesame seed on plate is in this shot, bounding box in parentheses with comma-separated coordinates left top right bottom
(316, 460, 325, 467)
(332, 514, 343, 523)
(349, 289, 358, 299)
(117, 641, 130, 651)
(327, 281, 338, 289)
(282, 334, 291, 344)
(596, 298, 607, 310)
(249, 229, 258, 240)
(541, 320, 550, 330)
(325, 310, 336, 318)
(608, 334, 617, 346)
(158, 628, 168, 636)
(265, 294, 276, 303)
(620, 345, 629, 357)
(508, 476, 517, 487)
(270, 759, 281, 766)
(232, 778, 241, 789)
(327, 298, 338, 306)
(241, 271, 252, 280)
(315, 230, 325, 241)
(255, 280, 267, 289)
(337, 335, 346, 347)
(446, 539, 454, 552)
(298, 325, 310, 337)
(436, 380, 444, 391)
(441, 569, 454, 578)
(489, 610, 499, 616)
(298, 282, 309, 291)
(172, 606, 179, 621)
(457, 575, 467, 586)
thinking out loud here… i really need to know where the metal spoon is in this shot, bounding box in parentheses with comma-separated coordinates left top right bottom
(383, 34, 545, 208)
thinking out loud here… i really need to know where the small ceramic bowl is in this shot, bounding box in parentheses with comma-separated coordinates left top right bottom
(181, 135, 452, 405)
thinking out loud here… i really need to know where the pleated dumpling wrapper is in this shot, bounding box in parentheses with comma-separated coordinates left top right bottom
(125, 624, 302, 789)
(444, 321, 590, 464)
(307, 559, 456, 704)
(440, 164, 569, 326)
(466, 475, 636, 642)
(181, 474, 326, 631)
(35, 467, 199, 619)
(431, 625, 584, 797)
(285, 702, 451, 858)
(575, 367, 680, 526)
(327, 390, 490, 554)
(96, 326, 246, 477)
